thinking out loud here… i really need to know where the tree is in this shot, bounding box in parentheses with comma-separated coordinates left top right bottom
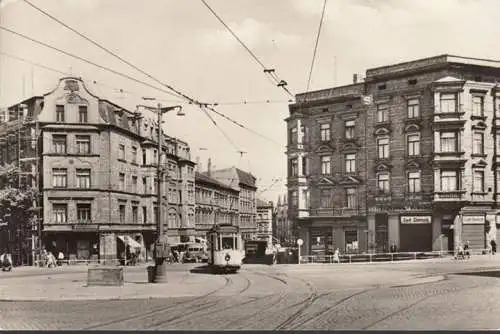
(0, 163, 38, 254)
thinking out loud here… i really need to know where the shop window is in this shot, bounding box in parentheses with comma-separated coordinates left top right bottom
(344, 230, 358, 254)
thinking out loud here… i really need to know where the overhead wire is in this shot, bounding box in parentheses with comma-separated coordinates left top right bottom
(14, 2, 280, 150)
(199, 0, 294, 99)
(306, 0, 328, 93)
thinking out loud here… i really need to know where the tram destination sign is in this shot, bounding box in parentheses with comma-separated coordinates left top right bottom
(400, 216, 432, 224)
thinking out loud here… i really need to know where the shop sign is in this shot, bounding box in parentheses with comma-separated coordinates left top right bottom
(400, 216, 432, 224)
(462, 216, 485, 225)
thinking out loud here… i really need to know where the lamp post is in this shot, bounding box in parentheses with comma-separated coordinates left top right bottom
(138, 100, 183, 283)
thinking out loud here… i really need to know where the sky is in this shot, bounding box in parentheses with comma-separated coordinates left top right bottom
(1, 0, 500, 204)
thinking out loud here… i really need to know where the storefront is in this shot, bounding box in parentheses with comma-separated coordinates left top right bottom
(304, 220, 367, 256)
(375, 213, 389, 253)
(399, 215, 433, 252)
(461, 215, 486, 250)
(44, 231, 99, 261)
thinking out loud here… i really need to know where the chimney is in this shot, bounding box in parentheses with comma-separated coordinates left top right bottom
(195, 156, 200, 172)
(353, 73, 358, 84)
(207, 158, 212, 177)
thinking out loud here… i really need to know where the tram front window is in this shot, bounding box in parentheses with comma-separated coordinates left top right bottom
(221, 236, 237, 250)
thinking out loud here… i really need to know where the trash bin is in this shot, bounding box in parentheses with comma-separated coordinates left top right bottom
(147, 265, 155, 283)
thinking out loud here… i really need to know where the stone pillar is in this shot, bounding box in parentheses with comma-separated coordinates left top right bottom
(432, 214, 442, 251)
(367, 214, 375, 249)
(388, 214, 399, 249)
(99, 232, 117, 264)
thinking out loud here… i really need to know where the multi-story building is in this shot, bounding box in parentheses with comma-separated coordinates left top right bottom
(2, 76, 196, 263)
(256, 198, 273, 246)
(287, 55, 500, 256)
(274, 194, 294, 246)
(209, 166, 258, 240)
(194, 168, 239, 238)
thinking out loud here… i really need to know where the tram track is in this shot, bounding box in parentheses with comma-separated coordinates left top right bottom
(81, 275, 234, 330)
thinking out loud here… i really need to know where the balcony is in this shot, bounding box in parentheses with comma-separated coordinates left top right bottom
(471, 192, 490, 202)
(434, 190, 466, 201)
(309, 207, 361, 217)
(433, 151, 466, 166)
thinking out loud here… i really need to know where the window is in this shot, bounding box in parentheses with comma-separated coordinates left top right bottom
(408, 171, 421, 193)
(320, 189, 331, 208)
(75, 135, 90, 154)
(52, 203, 67, 223)
(153, 206, 158, 224)
(290, 127, 297, 144)
(56, 105, 65, 122)
(119, 173, 125, 191)
(345, 120, 355, 139)
(440, 93, 457, 113)
(52, 168, 67, 188)
(77, 203, 91, 223)
(320, 123, 331, 142)
(153, 177, 158, 194)
(321, 156, 331, 175)
(119, 204, 126, 223)
(440, 131, 458, 152)
(346, 188, 357, 209)
(300, 125, 308, 143)
(153, 149, 157, 163)
(472, 96, 484, 117)
(377, 103, 389, 123)
(132, 206, 138, 224)
(119, 144, 125, 160)
(441, 170, 458, 191)
(407, 134, 420, 156)
(78, 105, 88, 123)
(132, 176, 138, 193)
(142, 206, 147, 223)
(132, 146, 137, 163)
(76, 169, 91, 188)
(378, 173, 390, 193)
(473, 132, 484, 155)
(407, 98, 419, 118)
(52, 135, 67, 154)
(188, 182, 194, 202)
(290, 158, 298, 177)
(142, 149, 147, 165)
(377, 138, 390, 159)
(345, 153, 356, 173)
(291, 191, 298, 207)
(473, 170, 484, 193)
(142, 177, 147, 194)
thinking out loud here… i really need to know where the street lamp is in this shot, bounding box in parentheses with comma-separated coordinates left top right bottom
(138, 98, 183, 283)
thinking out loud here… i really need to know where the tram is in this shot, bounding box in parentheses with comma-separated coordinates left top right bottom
(207, 224, 245, 273)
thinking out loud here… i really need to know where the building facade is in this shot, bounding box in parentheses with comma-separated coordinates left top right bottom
(256, 198, 273, 246)
(287, 55, 500, 256)
(209, 166, 258, 240)
(194, 171, 239, 238)
(274, 194, 294, 246)
(2, 77, 196, 263)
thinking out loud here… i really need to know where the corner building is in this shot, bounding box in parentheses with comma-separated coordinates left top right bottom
(287, 55, 500, 256)
(4, 77, 195, 263)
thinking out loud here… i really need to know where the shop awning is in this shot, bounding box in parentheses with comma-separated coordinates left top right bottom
(117, 235, 142, 249)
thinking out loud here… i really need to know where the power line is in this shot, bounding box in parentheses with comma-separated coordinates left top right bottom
(16, 2, 278, 149)
(198, 106, 240, 152)
(199, 0, 294, 99)
(306, 0, 328, 93)
(0, 26, 183, 101)
(0, 51, 71, 77)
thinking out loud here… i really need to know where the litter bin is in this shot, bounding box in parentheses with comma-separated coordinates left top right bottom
(147, 265, 155, 283)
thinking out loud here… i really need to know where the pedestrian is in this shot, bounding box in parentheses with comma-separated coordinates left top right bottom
(57, 251, 64, 266)
(1, 252, 12, 272)
(333, 248, 340, 264)
(491, 239, 497, 255)
(464, 241, 471, 259)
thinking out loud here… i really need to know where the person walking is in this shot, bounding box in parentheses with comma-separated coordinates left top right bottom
(57, 251, 64, 266)
(333, 248, 340, 264)
(491, 239, 497, 255)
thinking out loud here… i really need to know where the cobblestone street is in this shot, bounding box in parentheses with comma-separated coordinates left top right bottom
(0, 258, 499, 330)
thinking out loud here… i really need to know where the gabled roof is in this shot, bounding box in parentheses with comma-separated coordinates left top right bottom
(195, 172, 236, 191)
(235, 168, 256, 187)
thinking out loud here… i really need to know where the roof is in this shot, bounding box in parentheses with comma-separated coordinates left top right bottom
(195, 172, 236, 191)
(256, 198, 272, 208)
(235, 168, 256, 188)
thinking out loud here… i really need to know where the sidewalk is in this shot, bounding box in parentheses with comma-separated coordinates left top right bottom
(0, 266, 224, 301)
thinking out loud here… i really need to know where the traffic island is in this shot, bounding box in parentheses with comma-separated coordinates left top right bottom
(87, 266, 124, 286)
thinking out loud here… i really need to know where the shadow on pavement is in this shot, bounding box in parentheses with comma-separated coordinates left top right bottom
(455, 270, 500, 278)
(189, 265, 214, 275)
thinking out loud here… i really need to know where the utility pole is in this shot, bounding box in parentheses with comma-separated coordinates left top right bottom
(139, 100, 183, 283)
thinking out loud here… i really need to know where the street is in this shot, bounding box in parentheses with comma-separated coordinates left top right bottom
(0, 258, 499, 330)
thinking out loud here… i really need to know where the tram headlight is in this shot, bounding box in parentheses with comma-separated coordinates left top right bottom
(225, 253, 231, 262)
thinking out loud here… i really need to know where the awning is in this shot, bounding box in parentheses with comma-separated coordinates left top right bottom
(117, 235, 142, 249)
